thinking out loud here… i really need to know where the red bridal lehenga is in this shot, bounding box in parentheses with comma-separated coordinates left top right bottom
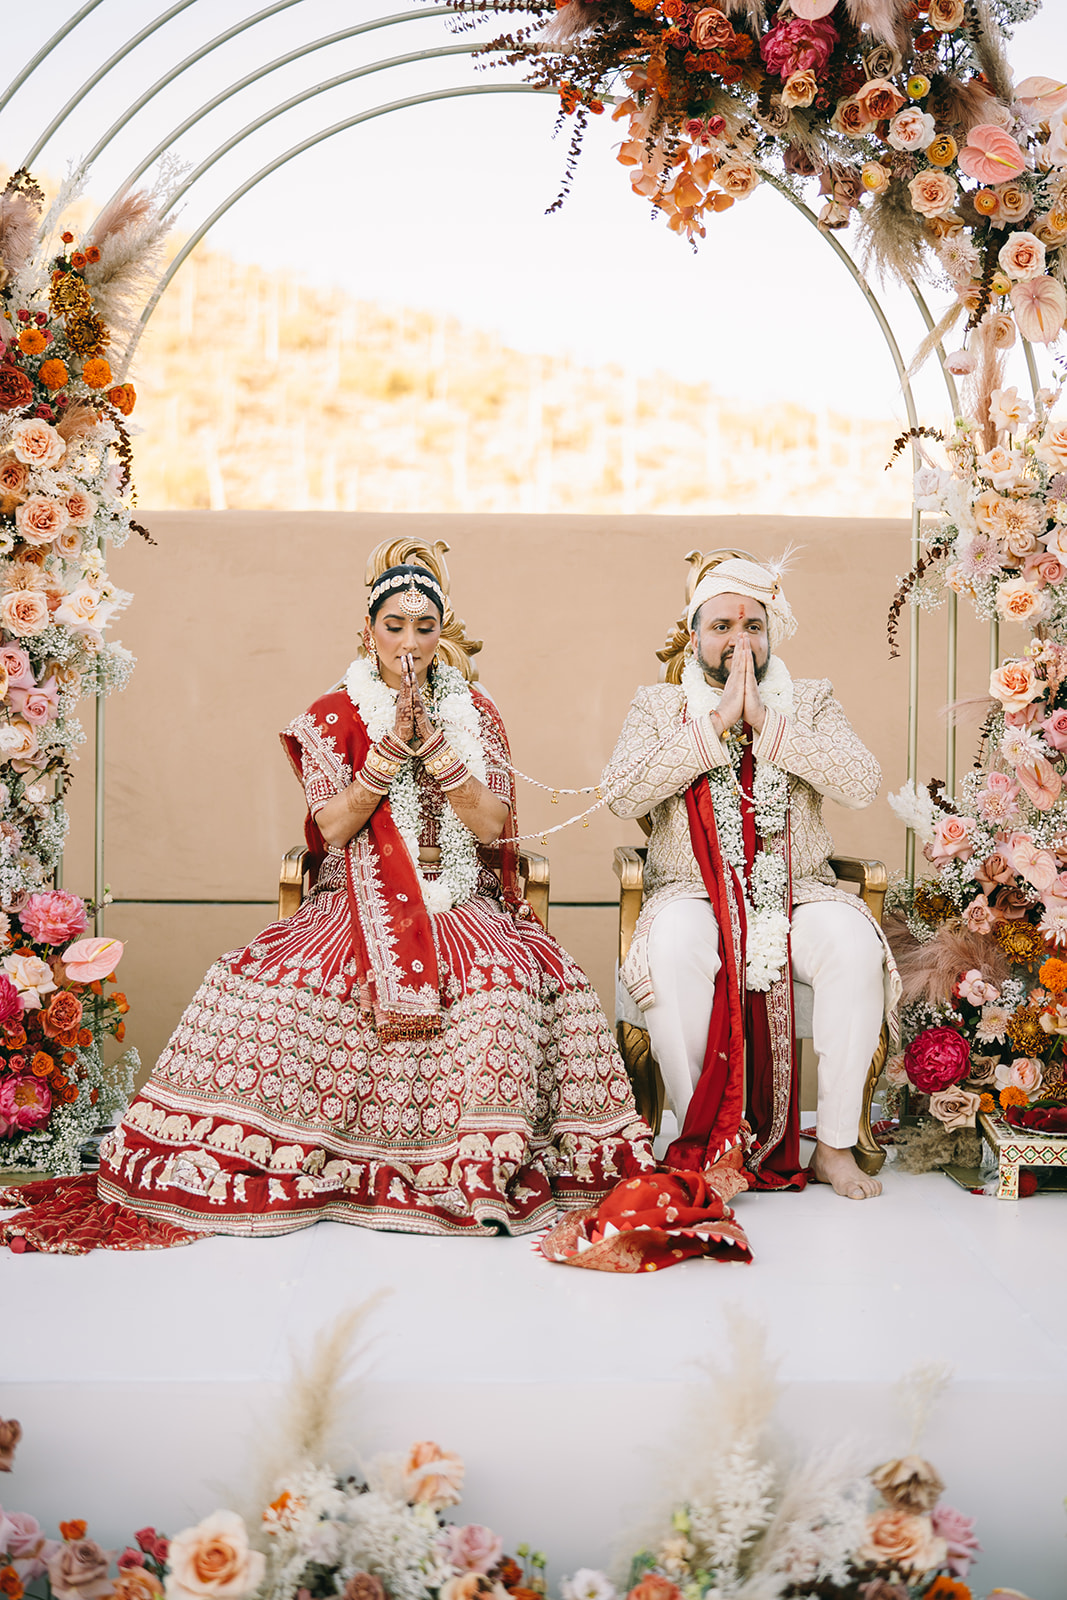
(0, 671, 659, 1252)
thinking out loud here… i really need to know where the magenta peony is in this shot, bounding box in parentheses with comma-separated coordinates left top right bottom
(0, 1072, 52, 1136)
(0, 975, 22, 1025)
(759, 16, 837, 79)
(904, 1026, 971, 1094)
(18, 890, 88, 947)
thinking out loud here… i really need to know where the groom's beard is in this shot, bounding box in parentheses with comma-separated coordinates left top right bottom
(699, 646, 771, 687)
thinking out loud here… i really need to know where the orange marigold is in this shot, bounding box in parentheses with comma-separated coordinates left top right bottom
(925, 1580, 971, 1600)
(1039, 956, 1067, 994)
(999, 1085, 1028, 1108)
(38, 358, 69, 391)
(59, 1521, 87, 1542)
(18, 328, 47, 355)
(107, 382, 136, 416)
(0, 1566, 24, 1600)
(81, 357, 112, 390)
(979, 1092, 997, 1113)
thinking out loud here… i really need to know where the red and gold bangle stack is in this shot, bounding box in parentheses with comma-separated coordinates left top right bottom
(358, 732, 412, 795)
(419, 730, 469, 792)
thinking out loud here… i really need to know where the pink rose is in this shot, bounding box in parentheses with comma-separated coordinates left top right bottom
(1022, 548, 1065, 586)
(998, 230, 1046, 282)
(957, 969, 999, 1006)
(1042, 709, 1067, 752)
(928, 813, 975, 867)
(0, 975, 23, 1023)
(0, 1073, 52, 1136)
(0, 1507, 60, 1580)
(930, 1504, 981, 1578)
(9, 674, 58, 725)
(964, 894, 997, 934)
(19, 889, 88, 946)
(759, 16, 837, 80)
(15, 494, 69, 546)
(904, 1026, 971, 1094)
(0, 647, 33, 690)
(63, 489, 97, 527)
(436, 1526, 504, 1576)
(996, 1056, 1043, 1096)
(61, 935, 124, 982)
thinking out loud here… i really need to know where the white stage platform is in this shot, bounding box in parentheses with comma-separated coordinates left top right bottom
(3, 1147, 1066, 1599)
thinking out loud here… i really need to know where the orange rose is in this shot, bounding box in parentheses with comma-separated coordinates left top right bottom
(854, 77, 906, 121)
(715, 159, 760, 198)
(858, 1509, 947, 1573)
(112, 1572, 163, 1600)
(929, 0, 965, 27)
(165, 1513, 264, 1600)
(628, 1580, 683, 1600)
(108, 383, 136, 416)
(832, 97, 877, 137)
(990, 659, 1042, 712)
(996, 577, 1050, 623)
(927, 132, 957, 165)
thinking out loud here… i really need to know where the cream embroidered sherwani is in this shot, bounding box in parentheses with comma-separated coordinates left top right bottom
(604, 673, 900, 1139)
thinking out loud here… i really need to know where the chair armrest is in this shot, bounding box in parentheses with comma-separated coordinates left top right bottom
(828, 856, 888, 925)
(519, 849, 550, 930)
(614, 846, 646, 965)
(279, 845, 309, 920)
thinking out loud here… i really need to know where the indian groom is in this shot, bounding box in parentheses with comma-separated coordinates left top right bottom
(604, 553, 899, 1201)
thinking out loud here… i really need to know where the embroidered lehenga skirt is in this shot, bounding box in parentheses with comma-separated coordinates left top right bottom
(94, 873, 654, 1238)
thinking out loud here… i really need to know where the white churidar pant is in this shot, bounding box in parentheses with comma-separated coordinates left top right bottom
(643, 896, 885, 1148)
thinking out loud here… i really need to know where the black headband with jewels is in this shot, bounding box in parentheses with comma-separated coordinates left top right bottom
(368, 565, 445, 621)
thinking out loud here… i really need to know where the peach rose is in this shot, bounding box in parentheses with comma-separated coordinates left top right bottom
(983, 309, 1017, 349)
(0, 718, 38, 765)
(1035, 420, 1067, 471)
(929, 0, 965, 27)
(885, 1053, 909, 1087)
(690, 7, 733, 48)
(781, 69, 817, 108)
(928, 1086, 982, 1128)
(977, 445, 1024, 489)
(929, 813, 975, 866)
(991, 183, 1034, 224)
(909, 169, 958, 218)
(15, 494, 70, 546)
(830, 97, 875, 137)
(888, 107, 936, 152)
(715, 159, 760, 198)
(1032, 209, 1067, 247)
(990, 659, 1042, 712)
(9, 419, 65, 469)
(1011, 275, 1067, 343)
(0, 457, 29, 501)
(113, 1573, 165, 1600)
(854, 77, 905, 121)
(988, 385, 1032, 434)
(64, 489, 97, 527)
(0, 588, 50, 636)
(55, 526, 83, 560)
(404, 1441, 465, 1510)
(998, 1056, 1043, 1096)
(964, 893, 997, 934)
(858, 1510, 947, 1574)
(998, 230, 1046, 281)
(164, 1511, 264, 1600)
(996, 577, 1051, 623)
(438, 1578, 507, 1600)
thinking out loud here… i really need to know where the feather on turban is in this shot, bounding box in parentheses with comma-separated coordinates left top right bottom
(686, 556, 797, 651)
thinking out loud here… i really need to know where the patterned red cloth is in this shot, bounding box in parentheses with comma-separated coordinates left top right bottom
(540, 1154, 753, 1272)
(0, 1176, 198, 1253)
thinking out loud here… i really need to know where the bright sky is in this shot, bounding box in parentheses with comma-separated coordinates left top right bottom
(2, 1, 1065, 422)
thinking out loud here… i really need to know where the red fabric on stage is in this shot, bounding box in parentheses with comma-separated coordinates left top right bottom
(0, 1176, 198, 1254)
(666, 744, 806, 1191)
(539, 1152, 753, 1271)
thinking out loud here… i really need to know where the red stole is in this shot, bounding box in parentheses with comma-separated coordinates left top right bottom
(666, 739, 806, 1190)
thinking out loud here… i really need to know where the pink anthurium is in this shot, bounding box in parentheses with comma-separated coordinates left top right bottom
(957, 124, 1027, 182)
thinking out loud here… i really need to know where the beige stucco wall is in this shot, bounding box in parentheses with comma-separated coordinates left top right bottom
(60, 511, 1012, 1083)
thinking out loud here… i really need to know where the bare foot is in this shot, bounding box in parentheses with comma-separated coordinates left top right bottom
(810, 1141, 882, 1200)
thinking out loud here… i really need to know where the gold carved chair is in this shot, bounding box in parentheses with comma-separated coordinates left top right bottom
(279, 844, 550, 927)
(611, 546, 889, 1175)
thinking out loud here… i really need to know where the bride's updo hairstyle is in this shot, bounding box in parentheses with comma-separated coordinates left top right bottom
(367, 563, 446, 623)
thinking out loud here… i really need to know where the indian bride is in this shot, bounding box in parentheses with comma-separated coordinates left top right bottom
(1, 541, 653, 1251)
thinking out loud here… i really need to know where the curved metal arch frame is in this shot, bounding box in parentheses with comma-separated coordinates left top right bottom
(2, 1, 1048, 916)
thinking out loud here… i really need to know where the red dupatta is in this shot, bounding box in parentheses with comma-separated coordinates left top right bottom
(666, 739, 806, 1191)
(281, 681, 520, 1043)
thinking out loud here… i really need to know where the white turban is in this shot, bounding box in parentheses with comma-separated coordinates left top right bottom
(686, 557, 797, 651)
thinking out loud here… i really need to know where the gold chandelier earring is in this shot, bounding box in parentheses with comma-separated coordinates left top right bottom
(362, 625, 379, 667)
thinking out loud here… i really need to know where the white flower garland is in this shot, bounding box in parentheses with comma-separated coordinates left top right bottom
(344, 655, 487, 914)
(681, 653, 792, 992)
